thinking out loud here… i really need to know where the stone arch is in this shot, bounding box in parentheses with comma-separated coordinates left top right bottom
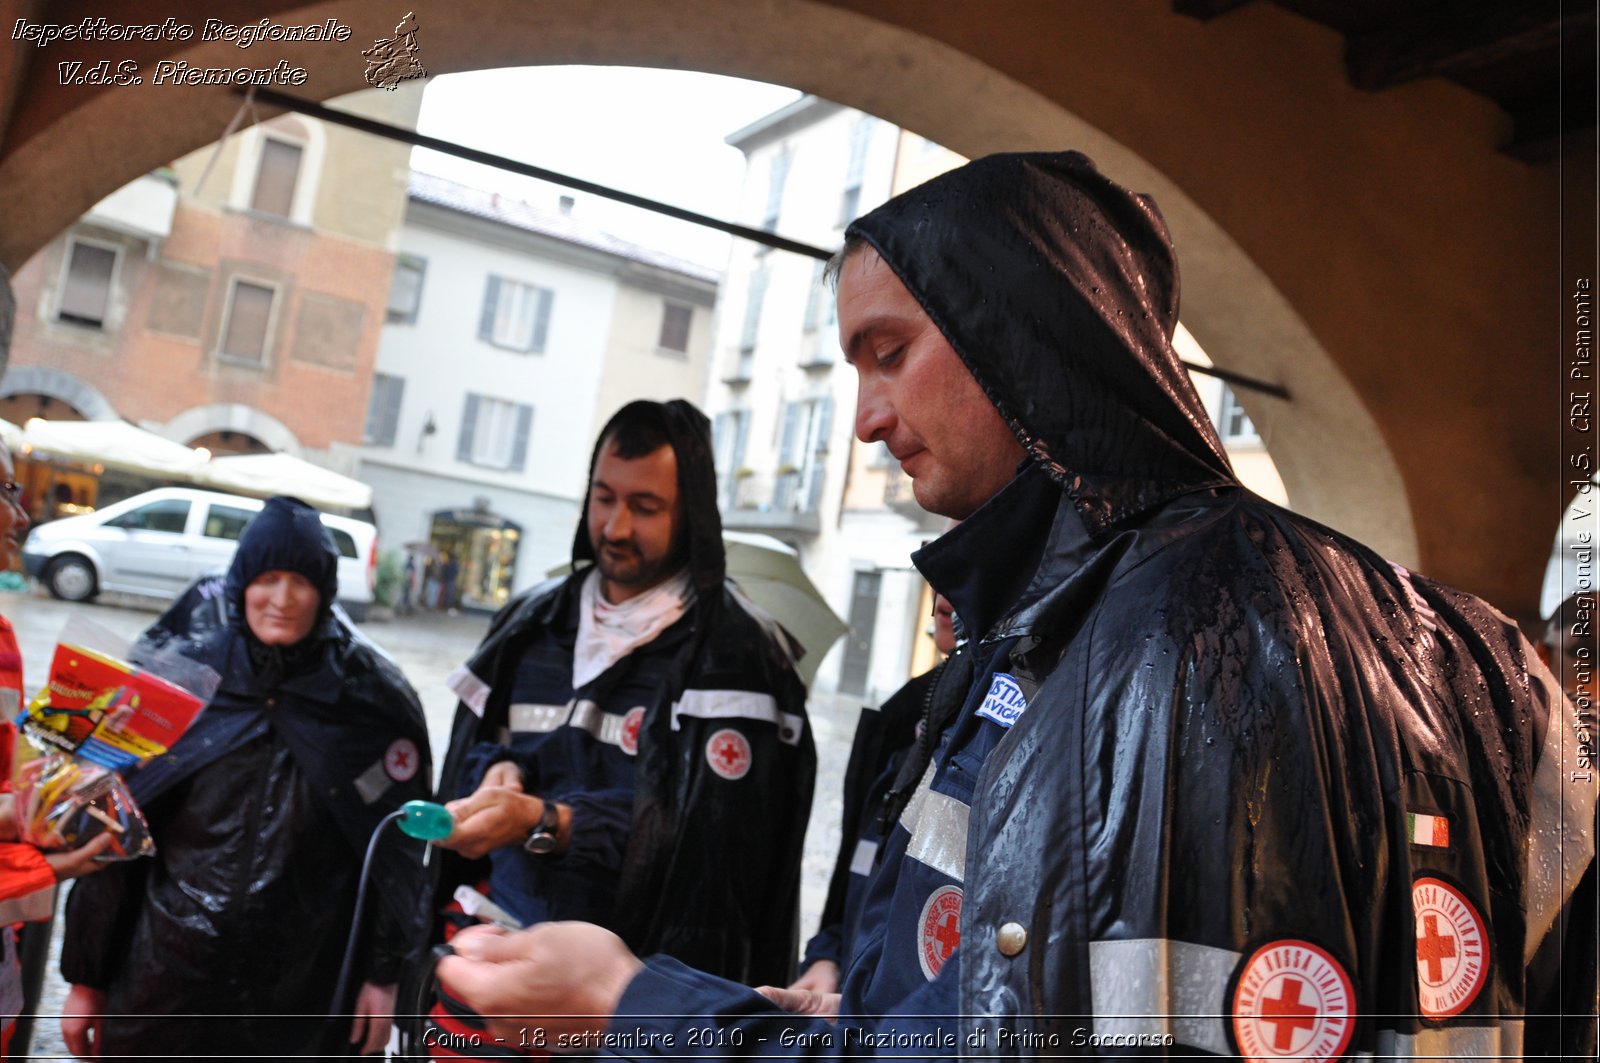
(0, 366, 118, 421)
(0, 0, 1565, 616)
(163, 403, 303, 455)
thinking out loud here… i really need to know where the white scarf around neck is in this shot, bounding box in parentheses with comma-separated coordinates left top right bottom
(572, 566, 694, 689)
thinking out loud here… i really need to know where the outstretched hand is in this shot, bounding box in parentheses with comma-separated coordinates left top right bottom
(756, 983, 842, 1020)
(437, 763, 539, 859)
(435, 923, 643, 1048)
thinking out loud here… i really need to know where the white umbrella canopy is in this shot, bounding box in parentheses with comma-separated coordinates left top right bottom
(0, 418, 22, 452)
(721, 531, 847, 687)
(197, 452, 373, 511)
(21, 418, 206, 478)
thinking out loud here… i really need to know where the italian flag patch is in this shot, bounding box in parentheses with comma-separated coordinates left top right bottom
(1408, 812, 1450, 848)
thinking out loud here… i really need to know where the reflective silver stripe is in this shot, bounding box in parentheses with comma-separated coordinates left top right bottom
(0, 688, 18, 715)
(568, 701, 635, 746)
(509, 700, 637, 748)
(509, 702, 574, 734)
(1372, 1020, 1522, 1059)
(671, 688, 804, 746)
(849, 837, 879, 877)
(1088, 938, 1239, 1056)
(898, 762, 968, 881)
(1525, 662, 1599, 963)
(447, 665, 491, 717)
(353, 758, 390, 805)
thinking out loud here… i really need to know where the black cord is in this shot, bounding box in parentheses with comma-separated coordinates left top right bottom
(330, 808, 406, 1019)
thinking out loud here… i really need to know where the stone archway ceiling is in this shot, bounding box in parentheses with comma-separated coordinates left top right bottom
(1175, 0, 1596, 160)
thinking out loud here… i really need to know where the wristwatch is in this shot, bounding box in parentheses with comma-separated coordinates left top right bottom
(523, 797, 560, 854)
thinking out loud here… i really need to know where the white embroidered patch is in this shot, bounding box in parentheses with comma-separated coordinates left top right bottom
(975, 672, 1028, 728)
(1230, 940, 1354, 1061)
(705, 728, 752, 780)
(384, 737, 420, 783)
(917, 885, 963, 981)
(1412, 877, 1490, 1018)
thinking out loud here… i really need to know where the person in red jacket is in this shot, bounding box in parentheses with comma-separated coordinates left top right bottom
(0, 438, 113, 1054)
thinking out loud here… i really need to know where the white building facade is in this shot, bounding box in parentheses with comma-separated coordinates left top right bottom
(355, 173, 717, 611)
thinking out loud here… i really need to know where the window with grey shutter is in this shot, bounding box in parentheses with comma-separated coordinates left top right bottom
(658, 303, 692, 353)
(478, 277, 501, 342)
(386, 255, 426, 324)
(739, 269, 769, 353)
(838, 118, 875, 226)
(480, 275, 554, 353)
(218, 280, 275, 364)
(457, 393, 481, 462)
(762, 151, 791, 231)
(364, 373, 405, 446)
(251, 138, 302, 218)
(802, 261, 825, 333)
(57, 239, 117, 328)
(508, 403, 534, 471)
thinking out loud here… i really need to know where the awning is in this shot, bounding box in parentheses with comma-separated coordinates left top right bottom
(197, 452, 373, 511)
(0, 418, 22, 452)
(21, 418, 207, 478)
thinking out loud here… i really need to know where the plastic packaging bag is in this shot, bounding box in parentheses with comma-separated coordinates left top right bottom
(10, 617, 218, 859)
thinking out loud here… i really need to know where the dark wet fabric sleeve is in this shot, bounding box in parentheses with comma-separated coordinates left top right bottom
(59, 780, 183, 989)
(557, 787, 633, 870)
(615, 955, 958, 1059)
(59, 859, 143, 990)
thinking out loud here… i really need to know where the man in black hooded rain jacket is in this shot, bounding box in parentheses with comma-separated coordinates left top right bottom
(434, 153, 1597, 1061)
(60, 495, 433, 1059)
(422, 400, 814, 1044)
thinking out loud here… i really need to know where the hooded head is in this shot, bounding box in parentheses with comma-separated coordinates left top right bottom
(224, 495, 340, 642)
(571, 399, 725, 599)
(845, 151, 1236, 535)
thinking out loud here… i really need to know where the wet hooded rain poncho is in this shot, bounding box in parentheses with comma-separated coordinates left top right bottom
(612, 153, 1597, 1059)
(62, 497, 433, 1058)
(429, 400, 815, 989)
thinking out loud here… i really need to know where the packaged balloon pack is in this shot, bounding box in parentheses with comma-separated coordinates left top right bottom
(10, 617, 217, 860)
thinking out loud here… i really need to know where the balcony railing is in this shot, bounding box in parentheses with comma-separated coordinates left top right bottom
(721, 470, 821, 536)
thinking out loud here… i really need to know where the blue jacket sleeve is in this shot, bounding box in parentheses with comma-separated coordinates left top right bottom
(603, 955, 965, 1059)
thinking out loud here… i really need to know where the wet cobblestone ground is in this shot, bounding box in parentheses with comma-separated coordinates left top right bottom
(5, 588, 857, 1060)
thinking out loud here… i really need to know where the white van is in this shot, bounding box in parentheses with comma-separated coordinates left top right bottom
(21, 487, 377, 619)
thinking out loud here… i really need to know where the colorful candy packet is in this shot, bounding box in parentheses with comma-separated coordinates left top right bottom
(10, 617, 218, 860)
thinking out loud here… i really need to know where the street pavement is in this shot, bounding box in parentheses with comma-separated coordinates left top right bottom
(3, 587, 857, 1060)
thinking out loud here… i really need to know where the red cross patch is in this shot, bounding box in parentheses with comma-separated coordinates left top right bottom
(705, 728, 752, 780)
(917, 885, 963, 980)
(618, 706, 645, 756)
(1231, 940, 1354, 1062)
(1412, 877, 1489, 1018)
(384, 737, 419, 783)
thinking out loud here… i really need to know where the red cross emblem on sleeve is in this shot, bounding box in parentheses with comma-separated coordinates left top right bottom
(619, 706, 645, 756)
(917, 885, 963, 980)
(1411, 877, 1489, 1018)
(1230, 940, 1354, 1062)
(705, 728, 752, 780)
(384, 737, 419, 783)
